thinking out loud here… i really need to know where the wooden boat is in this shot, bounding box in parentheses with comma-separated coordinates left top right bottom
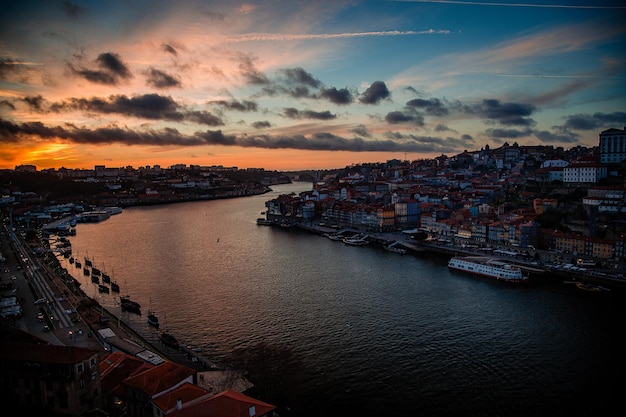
(160, 332, 179, 349)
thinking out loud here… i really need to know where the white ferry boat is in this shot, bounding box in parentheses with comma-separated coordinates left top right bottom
(448, 256, 527, 283)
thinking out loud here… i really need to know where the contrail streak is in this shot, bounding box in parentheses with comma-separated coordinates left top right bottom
(395, 0, 625, 9)
(224, 29, 450, 42)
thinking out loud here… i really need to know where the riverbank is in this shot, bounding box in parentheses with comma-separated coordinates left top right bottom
(291, 221, 626, 293)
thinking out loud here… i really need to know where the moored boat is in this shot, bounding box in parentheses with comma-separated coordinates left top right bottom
(343, 234, 369, 246)
(98, 284, 109, 293)
(448, 256, 527, 283)
(148, 312, 159, 328)
(110, 282, 120, 293)
(102, 273, 111, 284)
(120, 296, 141, 314)
(160, 332, 179, 349)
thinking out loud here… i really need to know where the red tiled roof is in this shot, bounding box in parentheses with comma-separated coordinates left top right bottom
(99, 351, 154, 395)
(169, 390, 276, 417)
(152, 382, 210, 413)
(124, 360, 196, 397)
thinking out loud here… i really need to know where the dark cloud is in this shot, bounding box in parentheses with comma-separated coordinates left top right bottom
(385, 111, 424, 125)
(238, 54, 269, 85)
(21, 95, 46, 112)
(145, 68, 181, 89)
(48, 94, 224, 126)
(406, 98, 449, 116)
(320, 87, 353, 105)
(434, 124, 453, 132)
(211, 99, 258, 112)
(359, 81, 390, 105)
(279, 68, 321, 88)
(283, 107, 336, 120)
(95, 52, 131, 79)
(62, 1, 85, 20)
(194, 130, 237, 145)
(162, 44, 178, 56)
(535, 130, 580, 144)
(252, 121, 272, 129)
(185, 111, 224, 126)
(563, 112, 626, 131)
(0, 100, 16, 111)
(1, 118, 471, 153)
(70, 52, 132, 85)
(352, 125, 371, 138)
(467, 99, 536, 126)
(382, 131, 474, 153)
(485, 127, 533, 139)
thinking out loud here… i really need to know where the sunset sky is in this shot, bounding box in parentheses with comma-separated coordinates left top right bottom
(1, 1, 625, 171)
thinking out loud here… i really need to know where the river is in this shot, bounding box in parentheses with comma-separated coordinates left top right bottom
(58, 182, 623, 417)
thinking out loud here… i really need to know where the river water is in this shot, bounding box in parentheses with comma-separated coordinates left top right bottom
(59, 182, 623, 417)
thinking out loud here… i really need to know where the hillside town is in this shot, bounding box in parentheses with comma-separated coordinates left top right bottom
(1, 126, 626, 416)
(259, 128, 626, 274)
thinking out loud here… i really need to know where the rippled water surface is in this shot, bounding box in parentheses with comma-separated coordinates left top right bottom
(60, 182, 624, 416)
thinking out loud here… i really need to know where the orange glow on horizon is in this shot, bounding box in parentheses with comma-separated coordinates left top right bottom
(2, 144, 432, 171)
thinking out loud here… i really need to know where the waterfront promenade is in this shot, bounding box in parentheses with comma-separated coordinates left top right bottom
(0, 228, 219, 371)
(294, 221, 626, 292)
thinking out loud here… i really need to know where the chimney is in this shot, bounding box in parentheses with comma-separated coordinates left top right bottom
(176, 399, 183, 410)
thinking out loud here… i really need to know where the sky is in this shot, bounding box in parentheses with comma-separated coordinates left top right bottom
(1, 0, 625, 171)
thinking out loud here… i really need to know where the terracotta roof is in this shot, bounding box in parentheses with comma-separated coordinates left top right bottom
(169, 390, 276, 417)
(124, 360, 196, 397)
(152, 382, 211, 413)
(99, 351, 154, 395)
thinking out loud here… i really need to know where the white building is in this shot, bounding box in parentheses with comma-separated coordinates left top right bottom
(599, 127, 626, 164)
(563, 163, 607, 184)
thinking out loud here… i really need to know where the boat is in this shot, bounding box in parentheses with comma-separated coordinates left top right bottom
(325, 232, 344, 241)
(84, 258, 92, 267)
(160, 332, 179, 349)
(343, 234, 369, 246)
(448, 256, 527, 283)
(102, 273, 111, 284)
(98, 284, 109, 293)
(148, 312, 160, 328)
(120, 296, 141, 314)
(256, 218, 274, 226)
(75, 261, 81, 268)
(91, 267, 101, 276)
(110, 282, 120, 293)
(83, 267, 90, 276)
(91, 275, 100, 284)
(384, 245, 407, 254)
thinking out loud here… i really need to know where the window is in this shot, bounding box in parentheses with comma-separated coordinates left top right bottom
(77, 363, 84, 374)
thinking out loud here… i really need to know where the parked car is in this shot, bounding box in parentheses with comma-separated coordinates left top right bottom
(34, 298, 47, 305)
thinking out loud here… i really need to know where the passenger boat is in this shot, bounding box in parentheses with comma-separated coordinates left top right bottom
(448, 256, 527, 283)
(256, 218, 274, 226)
(83, 267, 90, 276)
(160, 332, 179, 349)
(102, 273, 111, 284)
(110, 282, 120, 293)
(98, 284, 109, 293)
(120, 296, 141, 314)
(91, 275, 100, 284)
